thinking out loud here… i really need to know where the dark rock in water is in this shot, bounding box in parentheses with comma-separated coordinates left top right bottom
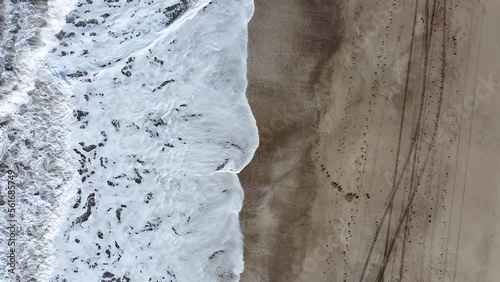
(102, 272, 114, 278)
(111, 119, 120, 131)
(82, 144, 97, 152)
(163, 1, 188, 26)
(68, 70, 88, 78)
(145, 192, 153, 204)
(74, 110, 89, 121)
(209, 250, 225, 260)
(171, 227, 179, 235)
(115, 208, 123, 222)
(56, 30, 66, 40)
(153, 56, 163, 65)
(74, 193, 96, 224)
(75, 20, 86, 27)
(87, 18, 98, 25)
(121, 66, 131, 77)
(162, 143, 174, 151)
(66, 15, 76, 24)
(160, 79, 175, 87)
(216, 159, 229, 171)
(152, 118, 166, 127)
(5, 65, 13, 71)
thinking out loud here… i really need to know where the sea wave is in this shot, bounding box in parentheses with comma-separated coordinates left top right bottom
(0, 0, 257, 281)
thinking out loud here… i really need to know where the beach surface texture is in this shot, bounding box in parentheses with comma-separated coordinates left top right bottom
(241, 0, 500, 281)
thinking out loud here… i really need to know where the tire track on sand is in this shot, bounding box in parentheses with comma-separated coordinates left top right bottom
(358, 1, 420, 280)
(360, 0, 450, 280)
(375, 1, 448, 280)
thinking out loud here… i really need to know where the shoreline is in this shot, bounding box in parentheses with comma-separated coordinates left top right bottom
(240, 0, 343, 280)
(241, 0, 500, 281)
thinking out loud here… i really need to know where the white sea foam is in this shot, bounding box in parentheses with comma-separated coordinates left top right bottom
(0, 1, 79, 281)
(50, 0, 257, 281)
(1, 0, 257, 281)
(0, 1, 41, 117)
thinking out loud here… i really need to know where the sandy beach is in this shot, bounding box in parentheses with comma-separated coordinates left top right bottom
(239, 0, 342, 280)
(240, 0, 500, 281)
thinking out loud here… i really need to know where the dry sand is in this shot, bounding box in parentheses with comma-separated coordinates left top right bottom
(240, 0, 500, 281)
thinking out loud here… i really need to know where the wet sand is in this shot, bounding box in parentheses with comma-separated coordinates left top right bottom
(239, 0, 342, 281)
(241, 0, 500, 281)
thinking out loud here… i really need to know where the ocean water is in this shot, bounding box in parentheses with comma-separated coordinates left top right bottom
(0, 0, 258, 281)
